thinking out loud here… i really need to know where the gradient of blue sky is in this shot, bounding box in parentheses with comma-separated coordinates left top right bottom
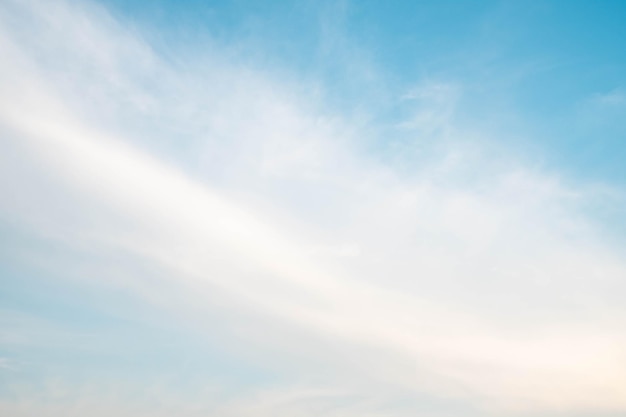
(103, 0, 626, 179)
(1, 0, 626, 416)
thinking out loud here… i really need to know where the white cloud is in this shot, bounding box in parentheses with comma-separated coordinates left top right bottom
(1, 0, 626, 416)
(593, 88, 626, 107)
(398, 81, 460, 133)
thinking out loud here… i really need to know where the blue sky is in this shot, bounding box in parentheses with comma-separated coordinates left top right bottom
(101, 0, 626, 180)
(1, 0, 626, 416)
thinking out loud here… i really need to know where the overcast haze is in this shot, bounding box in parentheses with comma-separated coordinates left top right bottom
(1, 0, 626, 416)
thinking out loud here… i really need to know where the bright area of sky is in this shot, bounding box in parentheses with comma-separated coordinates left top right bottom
(1, 0, 626, 416)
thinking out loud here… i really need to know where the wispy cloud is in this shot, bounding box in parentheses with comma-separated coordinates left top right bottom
(1, 0, 626, 416)
(592, 88, 626, 107)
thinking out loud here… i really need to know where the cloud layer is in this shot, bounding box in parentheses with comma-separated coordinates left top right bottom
(1, 0, 626, 416)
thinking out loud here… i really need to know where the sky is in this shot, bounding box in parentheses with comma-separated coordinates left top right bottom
(1, 0, 626, 416)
